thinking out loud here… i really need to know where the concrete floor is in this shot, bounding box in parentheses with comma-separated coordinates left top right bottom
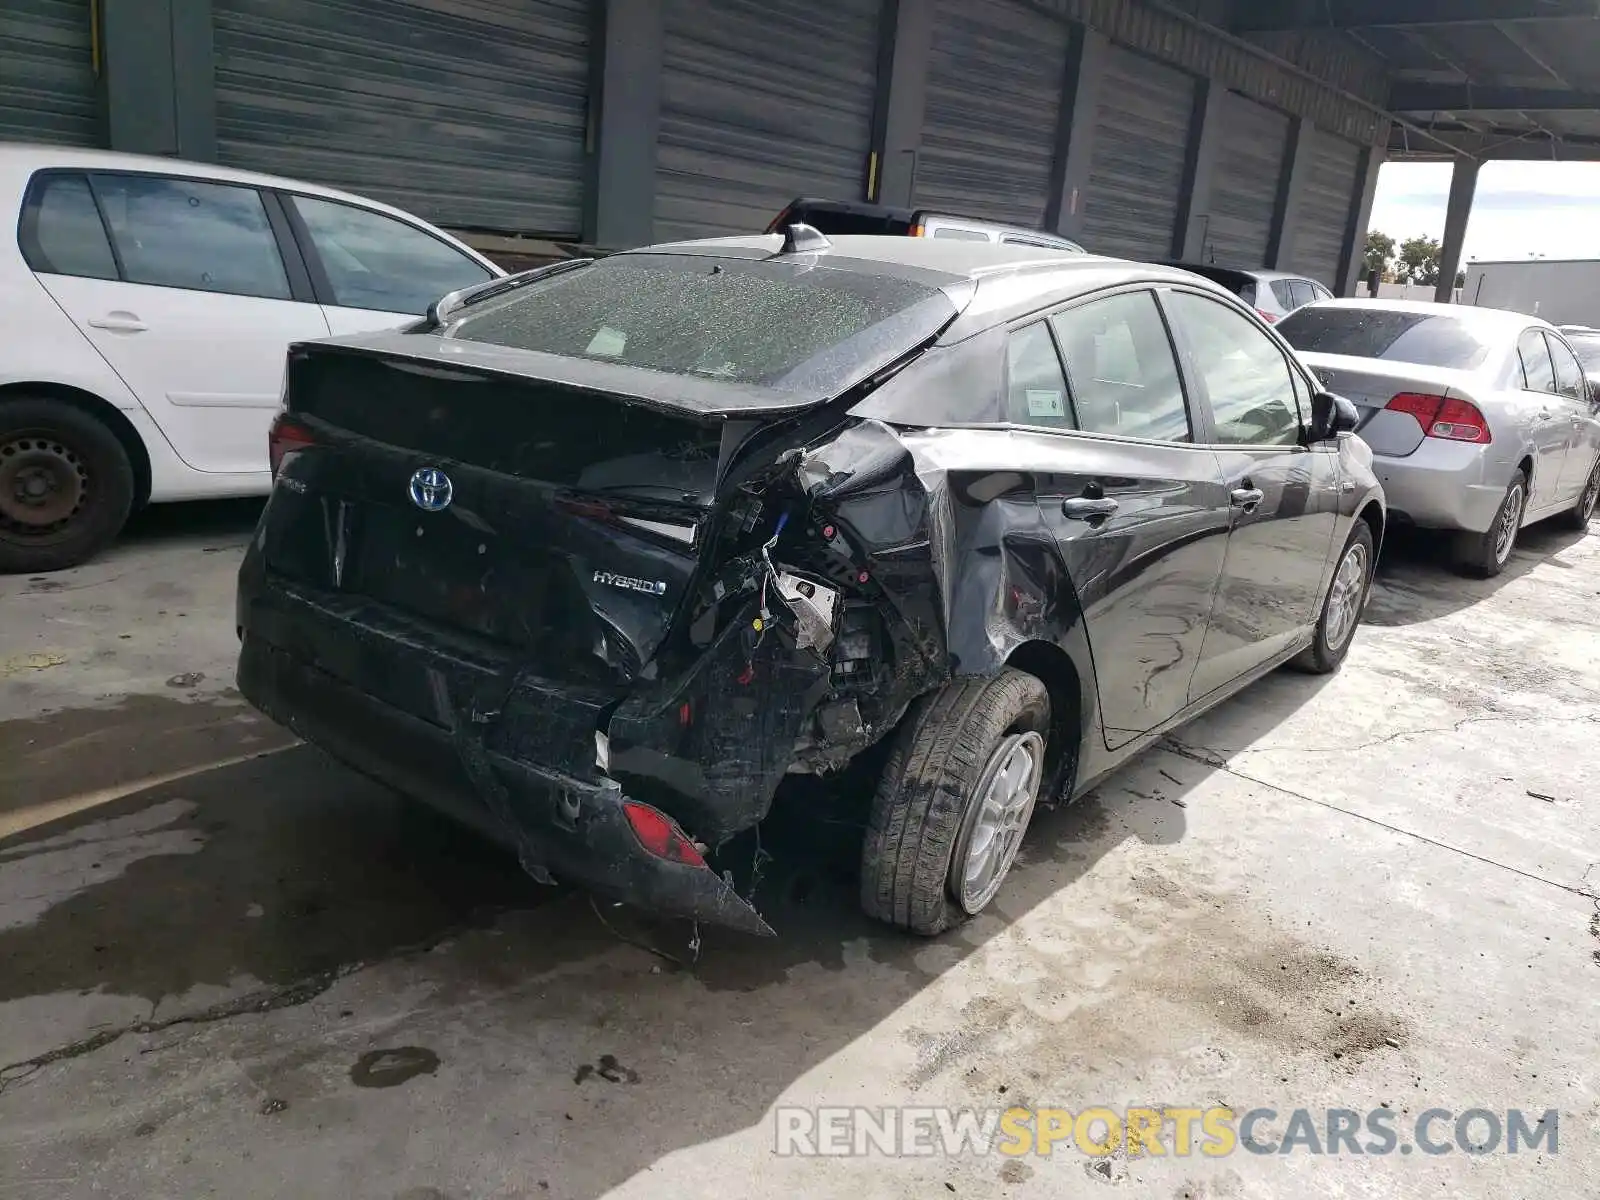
(1, 501, 1596, 1199)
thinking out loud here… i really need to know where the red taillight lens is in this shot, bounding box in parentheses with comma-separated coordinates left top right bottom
(1429, 397, 1492, 443)
(1255, 308, 1280, 324)
(622, 801, 706, 867)
(764, 203, 796, 234)
(268, 413, 316, 478)
(1384, 392, 1491, 443)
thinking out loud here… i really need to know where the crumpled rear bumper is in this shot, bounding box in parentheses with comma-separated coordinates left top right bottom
(236, 607, 774, 937)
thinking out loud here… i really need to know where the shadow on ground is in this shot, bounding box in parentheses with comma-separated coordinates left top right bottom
(0, 654, 1351, 1197)
(1364, 520, 1590, 627)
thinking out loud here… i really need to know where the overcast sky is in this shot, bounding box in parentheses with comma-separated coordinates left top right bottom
(1370, 161, 1600, 264)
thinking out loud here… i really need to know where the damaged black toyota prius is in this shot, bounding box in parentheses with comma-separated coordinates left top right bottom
(237, 229, 1382, 936)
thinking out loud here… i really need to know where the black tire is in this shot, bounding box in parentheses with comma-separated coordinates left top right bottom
(0, 397, 135, 574)
(860, 668, 1050, 936)
(1291, 520, 1375, 675)
(1555, 455, 1600, 532)
(1455, 470, 1526, 579)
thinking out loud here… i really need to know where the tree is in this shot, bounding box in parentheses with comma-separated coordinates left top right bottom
(1363, 231, 1395, 280)
(1397, 235, 1443, 286)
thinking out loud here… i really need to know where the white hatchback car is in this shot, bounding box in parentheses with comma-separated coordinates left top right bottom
(0, 145, 503, 572)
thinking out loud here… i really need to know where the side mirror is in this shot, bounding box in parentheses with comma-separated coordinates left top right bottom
(1310, 391, 1360, 441)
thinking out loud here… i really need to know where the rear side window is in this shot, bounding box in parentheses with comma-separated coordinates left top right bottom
(1051, 290, 1190, 442)
(291, 195, 492, 315)
(20, 173, 117, 280)
(1005, 323, 1073, 428)
(1547, 333, 1585, 400)
(1278, 308, 1493, 370)
(1518, 329, 1557, 393)
(90, 173, 291, 301)
(1288, 280, 1316, 309)
(442, 254, 956, 393)
(1270, 280, 1296, 309)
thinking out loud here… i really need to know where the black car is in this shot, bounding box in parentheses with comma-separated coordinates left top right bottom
(237, 228, 1381, 937)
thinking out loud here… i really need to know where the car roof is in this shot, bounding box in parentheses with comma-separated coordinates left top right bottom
(0, 142, 435, 227)
(1304, 297, 1553, 334)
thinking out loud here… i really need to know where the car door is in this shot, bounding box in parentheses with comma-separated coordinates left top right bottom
(281, 193, 497, 335)
(1160, 288, 1340, 699)
(1515, 328, 1572, 510)
(21, 169, 330, 476)
(1016, 291, 1232, 750)
(1546, 332, 1600, 501)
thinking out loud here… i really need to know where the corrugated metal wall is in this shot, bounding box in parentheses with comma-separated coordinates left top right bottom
(1027, 0, 1389, 147)
(1288, 129, 1362, 289)
(1080, 45, 1196, 261)
(1204, 91, 1291, 268)
(213, 0, 591, 236)
(912, 0, 1071, 229)
(653, 0, 882, 242)
(0, 0, 100, 147)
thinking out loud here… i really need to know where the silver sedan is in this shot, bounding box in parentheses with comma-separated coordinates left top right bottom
(1278, 300, 1600, 577)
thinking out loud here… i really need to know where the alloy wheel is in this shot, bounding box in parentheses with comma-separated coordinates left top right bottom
(951, 730, 1045, 914)
(1493, 482, 1524, 565)
(1324, 540, 1369, 651)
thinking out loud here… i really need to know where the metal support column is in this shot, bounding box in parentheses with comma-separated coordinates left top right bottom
(872, 0, 933, 209)
(1267, 117, 1312, 268)
(585, 0, 664, 249)
(1435, 155, 1480, 303)
(101, 0, 214, 159)
(1172, 80, 1225, 261)
(1049, 26, 1109, 241)
(1337, 143, 1386, 297)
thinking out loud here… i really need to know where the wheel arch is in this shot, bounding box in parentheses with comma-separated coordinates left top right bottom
(1356, 497, 1385, 556)
(1004, 639, 1089, 800)
(0, 382, 153, 510)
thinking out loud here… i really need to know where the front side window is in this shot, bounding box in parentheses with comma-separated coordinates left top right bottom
(442, 254, 956, 394)
(20, 173, 117, 280)
(1546, 333, 1585, 400)
(1005, 322, 1073, 428)
(1165, 291, 1302, 446)
(89, 173, 290, 300)
(292, 195, 492, 315)
(1050, 290, 1190, 442)
(1518, 330, 1557, 394)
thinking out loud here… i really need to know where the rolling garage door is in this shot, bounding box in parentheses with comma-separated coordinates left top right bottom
(0, 0, 99, 146)
(912, 0, 1071, 229)
(1080, 45, 1197, 261)
(1204, 91, 1291, 268)
(654, 0, 882, 242)
(1288, 130, 1363, 290)
(214, 0, 591, 237)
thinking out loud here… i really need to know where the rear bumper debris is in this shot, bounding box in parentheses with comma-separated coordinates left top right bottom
(237, 628, 774, 936)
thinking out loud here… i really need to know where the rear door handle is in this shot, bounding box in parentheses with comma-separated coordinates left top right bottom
(1230, 487, 1265, 509)
(1062, 496, 1119, 520)
(87, 314, 147, 333)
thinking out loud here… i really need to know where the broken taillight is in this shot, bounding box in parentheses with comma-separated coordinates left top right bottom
(268, 412, 316, 478)
(622, 801, 706, 867)
(1385, 392, 1492, 444)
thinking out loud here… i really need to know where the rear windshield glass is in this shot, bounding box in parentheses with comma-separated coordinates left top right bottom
(1566, 333, 1600, 373)
(440, 255, 954, 392)
(1277, 308, 1493, 370)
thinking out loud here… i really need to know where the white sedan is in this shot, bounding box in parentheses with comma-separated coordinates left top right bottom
(0, 144, 503, 572)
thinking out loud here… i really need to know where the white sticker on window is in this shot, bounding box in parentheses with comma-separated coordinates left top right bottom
(1026, 389, 1066, 419)
(585, 326, 627, 357)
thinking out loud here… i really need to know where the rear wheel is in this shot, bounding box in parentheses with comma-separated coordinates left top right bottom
(1555, 456, 1600, 532)
(1455, 470, 1526, 579)
(1292, 520, 1375, 675)
(860, 669, 1050, 935)
(0, 397, 134, 573)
